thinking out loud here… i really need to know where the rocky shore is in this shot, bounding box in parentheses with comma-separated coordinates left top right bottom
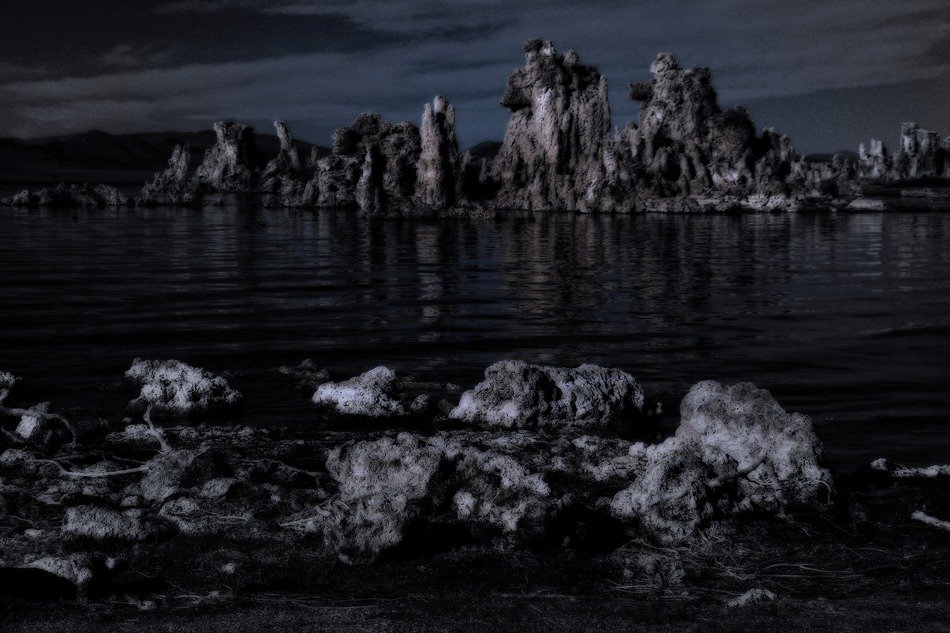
(3, 39, 947, 215)
(1, 359, 947, 627)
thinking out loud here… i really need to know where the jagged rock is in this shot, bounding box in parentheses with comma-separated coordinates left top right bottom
(493, 39, 611, 211)
(727, 588, 778, 607)
(11, 401, 74, 448)
(791, 153, 857, 197)
(139, 144, 201, 206)
(894, 122, 948, 180)
(416, 96, 461, 209)
(311, 366, 420, 417)
(449, 360, 645, 431)
(23, 554, 114, 593)
(626, 53, 797, 199)
(193, 121, 258, 192)
(858, 139, 890, 180)
(331, 113, 421, 214)
(314, 154, 360, 207)
(277, 358, 329, 387)
(858, 123, 950, 184)
(321, 433, 447, 560)
(259, 120, 302, 193)
(355, 145, 384, 215)
(1, 183, 131, 208)
(125, 358, 240, 415)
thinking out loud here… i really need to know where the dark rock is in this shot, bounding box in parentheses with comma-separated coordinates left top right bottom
(139, 144, 201, 206)
(625, 53, 798, 199)
(416, 96, 461, 209)
(493, 40, 611, 211)
(259, 120, 302, 193)
(193, 121, 258, 192)
(2, 183, 131, 208)
(449, 360, 645, 431)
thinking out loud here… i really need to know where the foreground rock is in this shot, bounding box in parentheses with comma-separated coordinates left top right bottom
(610, 381, 830, 544)
(449, 360, 645, 431)
(125, 359, 240, 415)
(311, 366, 426, 417)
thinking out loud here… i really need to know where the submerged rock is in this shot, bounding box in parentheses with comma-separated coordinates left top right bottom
(311, 366, 424, 417)
(125, 359, 241, 415)
(449, 360, 645, 431)
(493, 39, 611, 211)
(193, 121, 258, 192)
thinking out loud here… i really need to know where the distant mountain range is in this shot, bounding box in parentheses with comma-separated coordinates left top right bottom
(0, 129, 327, 184)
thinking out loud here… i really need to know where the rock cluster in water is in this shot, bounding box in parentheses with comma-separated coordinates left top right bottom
(859, 122, 950, 182)
(3, 38, 947, 212)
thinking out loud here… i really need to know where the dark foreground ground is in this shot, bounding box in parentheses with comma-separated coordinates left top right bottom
(2, 474, 947, 632)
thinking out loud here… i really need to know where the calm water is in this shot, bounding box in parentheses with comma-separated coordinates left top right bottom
(1, 204, 949, 467)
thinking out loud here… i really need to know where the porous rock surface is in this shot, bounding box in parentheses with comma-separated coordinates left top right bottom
(321, 433, 447, 560)
(675, 380, 830, 511)
(492, 39, 611, 212)
(259, 120, 302, 193)
(416, 96, 461, 209)
(859, 122, 950, 182)
(609, 380, 830, 544)
(193, 121, 258, 192)
(311, 366, 425, 417)
(449, 360, 645, 430)
(125, 359, 240, 415)
(139, 144, 200, 206)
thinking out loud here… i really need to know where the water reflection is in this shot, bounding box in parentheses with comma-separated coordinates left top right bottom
(0, 206, 949, 462)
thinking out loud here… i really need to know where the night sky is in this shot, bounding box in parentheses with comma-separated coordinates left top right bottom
(1, 1, 948, 153)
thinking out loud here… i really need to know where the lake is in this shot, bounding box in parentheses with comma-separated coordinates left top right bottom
(1, 203, 948, 468)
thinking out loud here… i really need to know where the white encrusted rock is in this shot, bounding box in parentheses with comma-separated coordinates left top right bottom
(311, 366, 415, 417)
(675, 380, 831, 512)
(125, 359, 240, 415)
(450, 360, 645, 431)
(609, 438, 714, 544)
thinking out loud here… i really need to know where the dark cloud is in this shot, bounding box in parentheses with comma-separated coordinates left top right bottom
(0, 0, 947, 152)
